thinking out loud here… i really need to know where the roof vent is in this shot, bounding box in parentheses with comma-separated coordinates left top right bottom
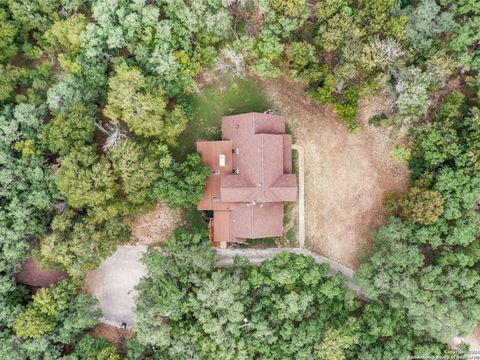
(232, 168, 240, 174)
(219, 154, 226, 167)
(232, 148, 239, 154)
(212, 170, 220, 175)
(212, 195, 220, 202)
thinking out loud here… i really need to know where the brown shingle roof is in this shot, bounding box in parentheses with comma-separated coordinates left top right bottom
(213, 210, 231, 243)
(282, 134, 293, 173)
(267, 174, 297, 202)
(220, 175, 255, 202)
(197, 113, 297, 243)
(229, 202, 284, 241)
(196, 140, 235, 211)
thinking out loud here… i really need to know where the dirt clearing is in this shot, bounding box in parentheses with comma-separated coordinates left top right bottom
(85, 246, 147, 328)
(124, 202, 181, 245)
(259, 76, 409, 269)
(89, 323, 133, 353)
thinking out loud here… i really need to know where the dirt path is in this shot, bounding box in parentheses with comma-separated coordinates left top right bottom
(258, 76, 409, 269)
(86, 246, 360, 329)
(89, 324, 132, 354)
(216, 247, 361, 295)
(450, 333, 480, 352)
(291, 144, 305, 247)
(85, 246, 147, 328)
(86, 245, 479, 351)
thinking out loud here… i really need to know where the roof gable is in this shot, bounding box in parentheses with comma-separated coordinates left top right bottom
(266, 174, 297, 202)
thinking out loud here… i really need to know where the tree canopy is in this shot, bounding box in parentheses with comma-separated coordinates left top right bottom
(0, 0, 479, 356)
(356, 93, 480, 342)
(132, 228, 447, 360)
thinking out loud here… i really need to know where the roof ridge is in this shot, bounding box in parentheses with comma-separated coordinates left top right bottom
(221, 174, 256, 189)
(269, 174, 297, 189)
(261, 133, 265, 202)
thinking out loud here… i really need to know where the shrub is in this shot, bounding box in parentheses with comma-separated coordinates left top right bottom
(271, 0, 307, 17)
(313, 77, 360, 132)
(400, 187, 445, 224)
(368, 112, 388, 127)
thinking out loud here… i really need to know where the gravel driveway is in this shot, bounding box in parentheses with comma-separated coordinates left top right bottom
(85, 246, 147, 328)
(86, 246, 360, 328)
(85, 245, 479, 350)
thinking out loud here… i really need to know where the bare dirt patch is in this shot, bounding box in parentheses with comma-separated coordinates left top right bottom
(258, 76, 410, 269)
(124, 202, 181, 245)
(89, 323, 133, 354)
(15, 258, 67, 288)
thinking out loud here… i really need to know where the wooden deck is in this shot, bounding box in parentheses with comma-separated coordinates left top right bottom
(208, 218, 217, 248)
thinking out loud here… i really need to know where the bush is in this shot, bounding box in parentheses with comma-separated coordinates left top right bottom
(271, 0, 307, 17)
(368, 112, 388, 127)
(400, 187, 445, 224)
(153, 153, 210, 208)
(313, 76, 360, 132)
(392, 147, 411, 163)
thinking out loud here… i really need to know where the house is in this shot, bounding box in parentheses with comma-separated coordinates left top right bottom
(196, 113, 297, 247)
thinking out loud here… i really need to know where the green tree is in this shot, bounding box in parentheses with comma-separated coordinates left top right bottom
(316, 11, 362, 53)
(134, 227, 215, 349)
(403, 0, 454, 52)
(184, 270, 251, 359)
(315, 326, 358, 360)
(134, 242, 446, 359)
(249, 35, 284, 78)
(0, 8, 18, 61)
(247, 253, 358, 359)
(355, 217, 480, 342)
(287, 42, 322, 83)
(0, 64, 17, 102)
(44, 102, 95, 156)
(103, 64, 187, 141)
(5, 0, 59, 31)
(0, 103, 58, 277)
(67, 335, 121, 360)
(47, 57, 107, 114)
(350, 303, 446, 359)
(44, 14, 86, 54)
(39, 210, 130, 276)
(355, 218, 423, 300)
(153, 153, 210, 208)
(400, 187, 445, 224)
(108, 138, 173, 208)
(13, 278, 100, 340)
(270, 0, 307, 17)
(55, 146, 118, 209)
(394, 57, 453, 121)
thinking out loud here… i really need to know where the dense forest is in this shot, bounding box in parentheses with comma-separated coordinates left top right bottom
(126, 227, 447, 359)
(0, 0, 478, 358)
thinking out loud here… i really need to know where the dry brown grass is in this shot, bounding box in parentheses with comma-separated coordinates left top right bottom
(124, 202, 182, 245)
(258, 76, 410, 269)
